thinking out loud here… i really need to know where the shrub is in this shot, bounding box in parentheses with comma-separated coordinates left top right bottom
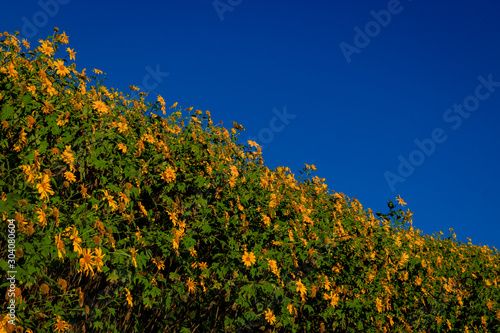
(0, 29, 499, 332)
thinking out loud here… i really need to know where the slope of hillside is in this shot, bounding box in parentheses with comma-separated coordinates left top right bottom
(1, 29, 499, 333)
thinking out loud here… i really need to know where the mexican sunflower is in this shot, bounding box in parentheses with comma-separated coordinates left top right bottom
(36, 173, 55, 201)
(78, 248, 96, 276)
(53, 315, 71, 332)
(242, 251, 256, 267)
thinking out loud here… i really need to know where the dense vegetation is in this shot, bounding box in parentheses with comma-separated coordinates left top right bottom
(1, 29, 499, 332)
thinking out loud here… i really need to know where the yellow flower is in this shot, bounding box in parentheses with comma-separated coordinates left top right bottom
(230, 165, 239, 178)
(124, 287, 133, 307)
(138, 201, 148, 216)
(242, 251, 256, 267)
(62, 145, 75, 165)
(186, 277, 197, 293)
(396, 195, 407, 206)
(93, 68, 103, 75)
(264, 308, 276, 325)
(170, 102, 178, 109)
(117, 121, 128, 133)
(55, 59, 70, 76)
(78, 248, 96, 276)
(130, 247, 138, 268)
(266, 259, 279, 277)
(54, 315, 71, 332)
(152, 257, 165, 270)
(295, 279, 307, 296)
(36, 207, 47, 226)
(324, 291, 339, 308)
(161, 166, 176, 183)
(287, 303, 296, 316)
(69, 226, 83, 255)
(38, 39, 54, 56)
(56, 232, 69, 257)
(376, 297, 384, 313)
(66, 47, 76, 60)
(36, 173, 55, 201)
(94, 248, 106, 272)
(92, 100, 109, 114)
(64, 171, 76, 182)
(157, 95, 166, 114)
(58, 31, 69, 44)
(102, 190, 118, 211)
(247, 140, 259, 148)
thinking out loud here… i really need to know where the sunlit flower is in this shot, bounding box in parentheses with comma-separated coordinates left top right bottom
(54, 315, 71, 332)
(152, 257, 165, 270)
(296, 279, 307, 296)
(58, 31, 69, 44)
(157, 95, 166, 114)
(36, 173, 55, 201)
(55, 59, 70, 76)
(22, 38, 30, 49)
(64, 171, 76, 182)
(186, 277, 196, 293)
(324, 291, 339, 307)
(78, 248, 96, 276)
(161, 166, 176, 183)
(247, 140, 259, 148)
(117, 121, 128, 133)
(130, 247, 138, 268)
(376, 297, 384, 313)
(266, 259, 279, 277)
(242, 251, 256, 267)
(38, 39, 54, 56)
(118, 192, 129, 205)
(92, 100, 109, 114)
(138, 201, 148, 216)
(21, 164, 38, 183)
(230, 165, 239, 178)
(396, 195, 407, 206)
(169, 102, 178, 109)
(36, 207, 47, 226)
(94, 248, 106, 272)
(66, 47, 76, 60)
(93, 68, 103, 75)
(124, 287, 133, 307)
(264, 308, 276, 325)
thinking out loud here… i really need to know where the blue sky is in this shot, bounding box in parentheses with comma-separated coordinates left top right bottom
(3, 0, 500, 250)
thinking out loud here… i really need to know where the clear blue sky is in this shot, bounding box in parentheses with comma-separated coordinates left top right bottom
(3, 0, 500, 250)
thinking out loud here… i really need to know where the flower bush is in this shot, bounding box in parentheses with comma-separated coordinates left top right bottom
(0, 29, 499, 332)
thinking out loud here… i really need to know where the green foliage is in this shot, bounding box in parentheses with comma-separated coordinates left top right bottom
(0, 29, 499, 332)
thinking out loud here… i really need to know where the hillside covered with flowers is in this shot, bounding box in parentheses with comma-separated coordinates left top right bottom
(1, 29, 499, 332)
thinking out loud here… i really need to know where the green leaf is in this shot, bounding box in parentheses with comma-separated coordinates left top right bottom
(1, 104, 14, 121)
(93, 321, 103, 329)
